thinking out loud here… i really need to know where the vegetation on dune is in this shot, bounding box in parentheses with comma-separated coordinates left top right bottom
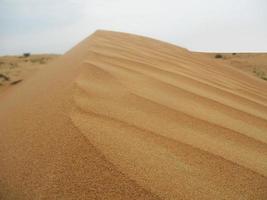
(215, 54, 223, 59)
(23, 53, 31, 57)
(253, 68, 267, 81)
(0, 73, 10, 86)
(30, 57, 47, 64)
(0, 73, 10, 81)
(10, 80, 23, 85)
(0, 54, 58, 89)
(9, 62, 18, 68)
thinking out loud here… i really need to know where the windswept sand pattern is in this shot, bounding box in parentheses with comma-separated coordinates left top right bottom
(0, 31, 267, 200)
(72, 31, 267, 199)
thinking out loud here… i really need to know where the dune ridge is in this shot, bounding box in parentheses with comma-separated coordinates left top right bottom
(1, 30, 267, 199)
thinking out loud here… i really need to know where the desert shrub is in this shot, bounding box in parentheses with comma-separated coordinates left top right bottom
(215, 54, 223, 59)
(23, 53, 31, 57)
(40, 60, 46, 64)
(232, 53, 236, 55)
(30, 59, 38, 63)
(0, 73, 9, 81)
(30, 57, 46, 64)
(10, 79, 23, 85)
(10, 62, 18, 67)
(253, 68, 267, 81)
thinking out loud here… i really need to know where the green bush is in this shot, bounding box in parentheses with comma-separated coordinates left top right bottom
(215, 54, 223, 59)
(23, 53, 31, 57)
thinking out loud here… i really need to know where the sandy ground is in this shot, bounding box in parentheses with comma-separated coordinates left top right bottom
(0, 30, 267, 200)
(0, 54, 59, 94)
(196, 52, 267, 80)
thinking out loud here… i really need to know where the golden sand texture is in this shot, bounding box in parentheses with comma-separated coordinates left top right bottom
(0, 30, 267, 199)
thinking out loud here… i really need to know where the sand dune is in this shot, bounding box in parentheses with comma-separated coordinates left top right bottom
(0, 30, 267, 199)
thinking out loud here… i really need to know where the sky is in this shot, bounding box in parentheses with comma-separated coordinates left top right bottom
(0, 0, 267, 55)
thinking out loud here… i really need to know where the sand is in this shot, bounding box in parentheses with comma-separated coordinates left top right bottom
(196, 52, 267, 80)
(0, 54, 59, 94)
(0, 30, 267, 200)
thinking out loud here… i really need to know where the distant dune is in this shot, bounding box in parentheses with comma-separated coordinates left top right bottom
(197, 52, 267, 80)
(0, 30, 267, 200)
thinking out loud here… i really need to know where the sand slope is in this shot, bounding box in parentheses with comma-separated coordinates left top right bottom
(0, 30, 267, 199)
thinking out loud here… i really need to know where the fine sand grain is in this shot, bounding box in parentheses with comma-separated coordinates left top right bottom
(0, 30, 267, 199)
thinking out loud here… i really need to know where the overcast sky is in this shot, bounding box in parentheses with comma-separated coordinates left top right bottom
(0, 0, 266, 55)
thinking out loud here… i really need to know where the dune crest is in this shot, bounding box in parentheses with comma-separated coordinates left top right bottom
(71, 31, 267, 199)
(1, 30, 267, 199)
